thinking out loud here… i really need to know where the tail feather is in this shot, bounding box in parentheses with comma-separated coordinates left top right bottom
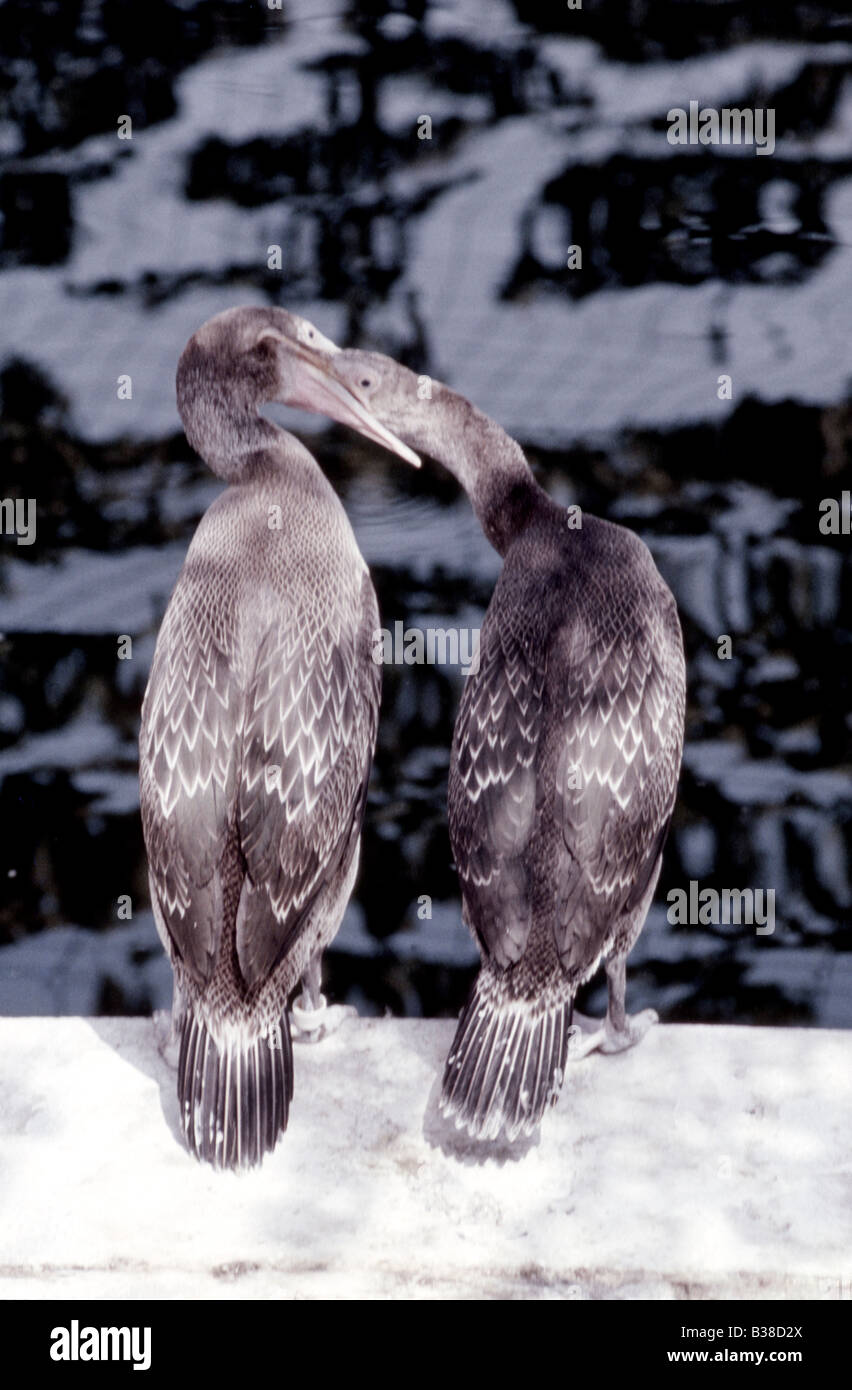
(441, 972, 571, 1141)
(177, 1011, 294, 1169)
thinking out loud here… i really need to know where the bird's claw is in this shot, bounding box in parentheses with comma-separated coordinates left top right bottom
(566, 1007, 658, 1059)
(599, 1006, 658, 1054)
(290, 996, 356, 1044)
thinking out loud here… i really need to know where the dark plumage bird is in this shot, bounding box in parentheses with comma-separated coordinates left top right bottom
(139, 307, 419, 1168)
(326, 347, 685, 1141)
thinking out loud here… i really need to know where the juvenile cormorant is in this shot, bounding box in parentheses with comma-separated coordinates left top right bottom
(139, 307, 419, 1167)
(326, 346, 685, 1141)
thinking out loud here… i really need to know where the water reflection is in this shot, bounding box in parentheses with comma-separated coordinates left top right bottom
(0, 0, 850, 1029)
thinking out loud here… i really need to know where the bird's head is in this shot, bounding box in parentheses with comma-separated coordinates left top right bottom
(176, 307, 420, 473)
(328, 347, 425, 448)
(329, 345, 537, 555)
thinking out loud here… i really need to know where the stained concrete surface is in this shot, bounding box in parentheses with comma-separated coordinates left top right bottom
(0, 1018, 849, 1300)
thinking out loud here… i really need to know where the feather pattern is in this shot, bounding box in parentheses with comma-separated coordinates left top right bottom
(444, 513, 685, 1139)
(551, 565, 685, 977)
(451, 623, 546, 969)
(140, 440, 380, 1168)
(442, 966, 572, 1141)
(311, 342, 685, 1143)
(235, 592, 377, 988)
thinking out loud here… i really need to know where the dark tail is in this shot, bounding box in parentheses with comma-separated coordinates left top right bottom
(441, 971, 572, 1141)
(177, 1010, 294, 1170)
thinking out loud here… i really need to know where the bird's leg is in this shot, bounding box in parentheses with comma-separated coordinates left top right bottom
(600, 954, 658, 1052)
(567, 956, 658, 1060)
(290, 950, 354, 1044)
(291, 951, 327, 1040)
(153, 977, 183, 1068)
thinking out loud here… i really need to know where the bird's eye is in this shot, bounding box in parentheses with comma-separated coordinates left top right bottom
(360, 377, 372, 388)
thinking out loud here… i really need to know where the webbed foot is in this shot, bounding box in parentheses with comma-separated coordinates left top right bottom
(290, 994, 355, 1043)
(566, 955, 658, 1059)
(598, 1006, 658, 1054)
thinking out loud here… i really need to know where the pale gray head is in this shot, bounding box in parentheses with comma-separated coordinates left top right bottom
(328, 348, 421, 438)
(330, 346, 539, 555)
(175, 307, 420, 481)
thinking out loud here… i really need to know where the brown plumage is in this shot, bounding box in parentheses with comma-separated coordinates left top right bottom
(139, 307, 418, 1167)
(325, 348, 686, 1141)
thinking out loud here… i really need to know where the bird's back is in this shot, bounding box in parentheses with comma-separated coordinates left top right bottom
(449, 511, 685, 988)
(442, 511, 684, 1139)
(140, 450, 380, 1165)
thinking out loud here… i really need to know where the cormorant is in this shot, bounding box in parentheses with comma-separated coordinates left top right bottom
(325, 346, 685, 1141)
(139, 307, 419, 1167)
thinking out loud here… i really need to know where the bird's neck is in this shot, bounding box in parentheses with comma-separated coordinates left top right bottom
(404, 385, 544, 555)
(177, 376, 285, 483)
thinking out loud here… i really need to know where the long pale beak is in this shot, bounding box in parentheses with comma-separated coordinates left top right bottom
(289, 352, 421, 468)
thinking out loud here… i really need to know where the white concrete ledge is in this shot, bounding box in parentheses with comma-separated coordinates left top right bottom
(0, 1018, 850, 1300)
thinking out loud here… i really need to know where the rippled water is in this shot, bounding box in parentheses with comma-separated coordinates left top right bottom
(0, 0, 850, 1028)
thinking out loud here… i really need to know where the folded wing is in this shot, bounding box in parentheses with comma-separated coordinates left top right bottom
(450, 620, 547, 969)
(235, 574, 380, 988)
(553, 596, 685, 977)
(140, 589, 239, 985)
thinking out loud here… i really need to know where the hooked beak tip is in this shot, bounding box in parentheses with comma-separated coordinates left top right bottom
(291, 356, 421, 469)
(398, 442, 421, 469)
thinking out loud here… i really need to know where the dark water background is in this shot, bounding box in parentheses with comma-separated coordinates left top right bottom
(0, 0, 850, 1028)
